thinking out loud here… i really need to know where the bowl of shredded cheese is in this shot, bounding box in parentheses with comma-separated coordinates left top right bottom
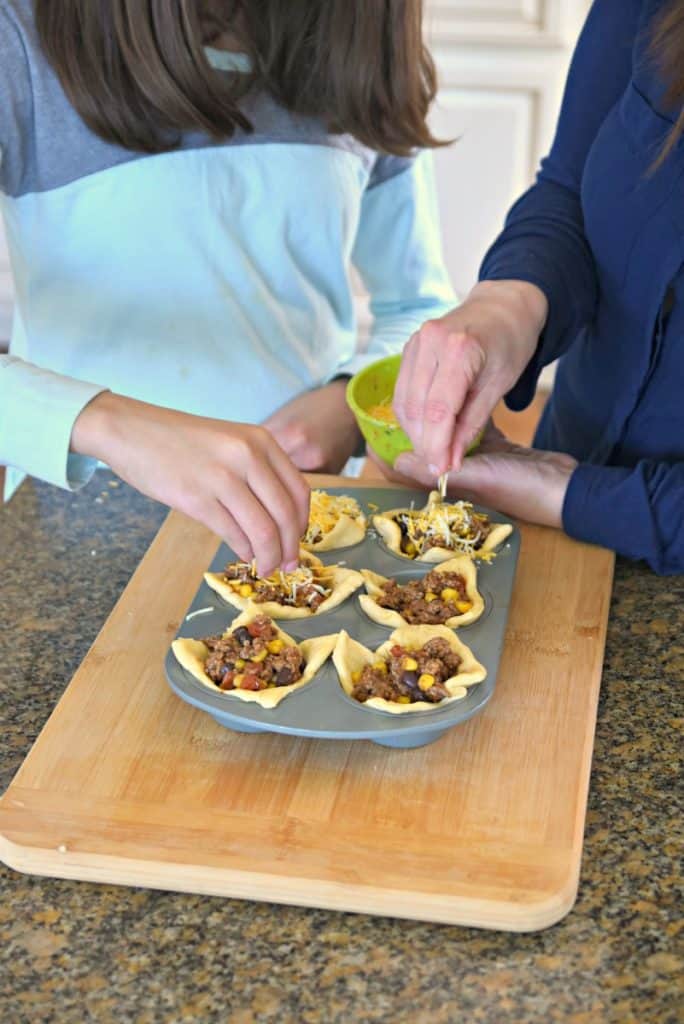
(345, 355, 412, 463)
(346, 354, 481, 464)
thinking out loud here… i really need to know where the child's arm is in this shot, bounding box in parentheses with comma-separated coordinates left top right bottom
(262, 152, 455, 472)
(70, 392, 310, 574)
(0, 9, 308, 574)
(0, 358, 309, 573)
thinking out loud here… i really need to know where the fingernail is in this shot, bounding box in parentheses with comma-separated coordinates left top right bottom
(428, 464, 441, 475)
(284, 561, 298, 572)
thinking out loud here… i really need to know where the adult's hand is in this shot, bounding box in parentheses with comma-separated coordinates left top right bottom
(263, 379, 362, 474)
(71, 392, 311, 575)
(392, 279, 548, 476)
(369, 423, 577, 529)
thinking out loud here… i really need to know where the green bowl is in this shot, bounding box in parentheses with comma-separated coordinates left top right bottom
(346, 354, 481, 464)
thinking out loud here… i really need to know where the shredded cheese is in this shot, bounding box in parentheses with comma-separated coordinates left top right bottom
(367, 402, 398, 425)
(228, 561, 332, 604)
(303, 490, 363, 544)
(396, 499, 491, 556)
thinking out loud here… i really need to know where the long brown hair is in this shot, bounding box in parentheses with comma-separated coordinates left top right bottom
(651, 0, 684, 168)
(34, 0, 442, 157)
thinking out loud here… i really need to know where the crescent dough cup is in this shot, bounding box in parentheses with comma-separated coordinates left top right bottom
(301, 491, 367, 552)
(333, 625, 486, 715)
(171, 610, 337, 709)
(359, 555, 485, 629)
(373, 490, 512, 563)
(203, 549, 364, 620)
(302, 511, 367, 552)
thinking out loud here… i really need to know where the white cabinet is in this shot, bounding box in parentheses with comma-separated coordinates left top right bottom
(429, 85, 537, 297)
(427, 0, 592, 297)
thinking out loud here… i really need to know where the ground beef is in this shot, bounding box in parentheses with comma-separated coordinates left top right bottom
(203, 615, 305, 692)
(223, 562, 329, 611)
(376, 570, 469, 624)
(351, 638, 462, 705)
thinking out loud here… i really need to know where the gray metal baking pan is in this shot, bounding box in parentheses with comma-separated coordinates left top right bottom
(164, 486, 519, 748)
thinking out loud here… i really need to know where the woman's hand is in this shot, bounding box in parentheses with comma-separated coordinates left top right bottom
(71, 392, 311, 575)
(262, 379, 363, 474)
(392, 280, 548, 476)
(370, 423, 577, 529)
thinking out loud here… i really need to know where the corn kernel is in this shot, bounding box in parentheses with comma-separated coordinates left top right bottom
(250, 649, 268, 663)
(418, 673, 435, 692)
(396, 695, 411, 704)
(440, 587, 459, 602)
(456, 600, 472, 613)
(267, 639, 285, 654)
(405, 542, 416, 555)
(233, 674, 245, 687)
(402, 657, 418, 672)
(372, 660, 388, 674)
(351, 670, 362, 684)
(424, 591, 438, 603)
(235, 659, 245, 670)
(239, 584, 254, 597)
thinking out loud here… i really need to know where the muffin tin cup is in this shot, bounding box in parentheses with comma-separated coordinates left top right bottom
(164, 486, 520, 749)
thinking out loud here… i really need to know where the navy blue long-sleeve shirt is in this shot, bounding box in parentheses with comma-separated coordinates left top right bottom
(480, 0, 684, 575)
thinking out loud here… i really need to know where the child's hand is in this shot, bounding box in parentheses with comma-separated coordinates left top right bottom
(263, 379, 363, 473)
(393, 280, 548, 476)
(71, 393, 310, 575)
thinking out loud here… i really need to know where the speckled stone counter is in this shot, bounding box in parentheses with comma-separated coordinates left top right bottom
(0, 474, 681, 1024)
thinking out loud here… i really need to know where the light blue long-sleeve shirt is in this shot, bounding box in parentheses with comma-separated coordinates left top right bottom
(0, 0, 455, 499)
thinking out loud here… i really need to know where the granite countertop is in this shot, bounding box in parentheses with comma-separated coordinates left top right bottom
(0, 474, 681, 1024)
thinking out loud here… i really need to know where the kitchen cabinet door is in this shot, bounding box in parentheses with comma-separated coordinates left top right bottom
(429, 85, 536, 298)
(426, 0, 592, 296)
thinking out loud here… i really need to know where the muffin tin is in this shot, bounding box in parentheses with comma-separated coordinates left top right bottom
(164, 486, 520, 748)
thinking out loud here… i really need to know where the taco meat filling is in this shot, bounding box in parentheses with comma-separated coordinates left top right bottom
(376, 571, 471, 624)
(223, 560, 331, 611)
(395, 501, 492, 557)
(203, 616, 305, 691)
(351, 638, 462, 705)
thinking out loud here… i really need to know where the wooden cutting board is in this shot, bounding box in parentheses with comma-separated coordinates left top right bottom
(0, 475, 614, 930)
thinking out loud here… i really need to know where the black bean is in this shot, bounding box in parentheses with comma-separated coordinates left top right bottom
(276, 667, 293, 686)
(402, 670, 419, 689)
(232, 626, 251, 645)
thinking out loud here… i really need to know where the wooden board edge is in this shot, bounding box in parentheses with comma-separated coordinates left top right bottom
(567, 546, 615, 877)
(0, 831, 579, 932)
(565, 544, 614, 905)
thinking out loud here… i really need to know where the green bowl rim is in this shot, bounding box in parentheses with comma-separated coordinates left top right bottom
(346, 354, 405, 431)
